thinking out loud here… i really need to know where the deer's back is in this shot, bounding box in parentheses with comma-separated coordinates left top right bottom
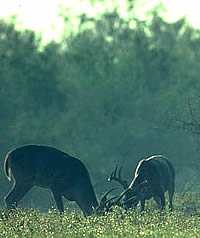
(6, 144, 92, 188)
(134, 155, 175, 192)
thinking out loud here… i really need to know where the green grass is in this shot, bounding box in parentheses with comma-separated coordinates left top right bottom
(1, 193, 200, 238)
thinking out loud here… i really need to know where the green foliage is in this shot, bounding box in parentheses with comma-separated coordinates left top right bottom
(1, 193, 200, 237)
(1, 5, 200, 207)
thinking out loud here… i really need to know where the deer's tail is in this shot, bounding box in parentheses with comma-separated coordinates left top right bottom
(4, 152, 12, 181)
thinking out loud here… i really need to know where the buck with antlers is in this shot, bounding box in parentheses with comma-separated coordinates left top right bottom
(4, 144, 115, 216)
(108, 155, 175, 211)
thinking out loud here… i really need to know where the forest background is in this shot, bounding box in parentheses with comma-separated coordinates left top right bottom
(1, 1, 200, 211)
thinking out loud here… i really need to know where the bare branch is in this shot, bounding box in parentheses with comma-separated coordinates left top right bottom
(182, 173, 200, 198)
(168, 96, 200, 136)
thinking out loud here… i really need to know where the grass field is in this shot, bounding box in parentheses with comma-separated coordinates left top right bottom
(1, 193, 200, 238)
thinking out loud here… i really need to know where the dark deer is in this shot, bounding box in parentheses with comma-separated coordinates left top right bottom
(108, 155, 175, 211)
(4, 144, 114, 216)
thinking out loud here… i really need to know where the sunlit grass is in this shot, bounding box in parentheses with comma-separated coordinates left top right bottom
(1, 193, 200, 238)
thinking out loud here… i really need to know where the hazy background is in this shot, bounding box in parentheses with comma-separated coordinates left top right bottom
(1, 0, 200, 211)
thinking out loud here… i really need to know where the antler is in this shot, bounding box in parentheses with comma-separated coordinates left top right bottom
(107, 165, 129, 190)
(105, 187, 131, 210)
(96, 188, 117, 213)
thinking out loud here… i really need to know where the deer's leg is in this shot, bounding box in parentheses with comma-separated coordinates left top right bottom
(157, 190, 165, 210)
(51, 189, 64, 213)
(153, 195, 161, 207)
(168, 185, 174, 211)
(140, 199, 145, 211)
(4, 181, 32, 209)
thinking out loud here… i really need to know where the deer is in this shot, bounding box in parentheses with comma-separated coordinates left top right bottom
(108, 155, 175, 211)
(4, 144, 115, 216)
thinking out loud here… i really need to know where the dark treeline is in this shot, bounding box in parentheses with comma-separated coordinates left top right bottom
(1, 7, 200, 210)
